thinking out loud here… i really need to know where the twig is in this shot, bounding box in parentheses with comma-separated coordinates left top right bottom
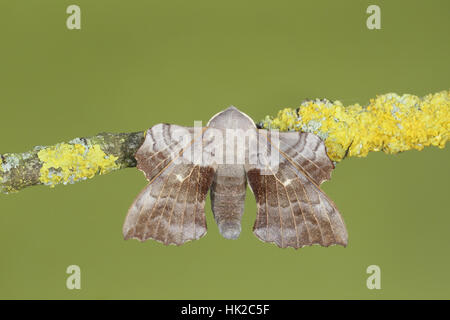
(0, 132, 144, 194)
(1, 90, 448, 194)
(259, 90, 449, 162)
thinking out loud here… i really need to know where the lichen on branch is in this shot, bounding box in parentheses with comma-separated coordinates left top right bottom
(0, 132, 144, 194)
(259, 90, 449, 162)
(1, 90, 448, 194)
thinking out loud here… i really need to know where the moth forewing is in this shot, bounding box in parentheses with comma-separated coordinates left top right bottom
(202, 127, 224, 166)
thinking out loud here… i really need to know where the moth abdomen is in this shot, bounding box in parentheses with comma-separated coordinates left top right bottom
(210, 165, 247, 240)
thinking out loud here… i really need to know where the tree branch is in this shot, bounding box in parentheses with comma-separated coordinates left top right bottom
(0, 132, 144, 194)
(1, 90, 448, 194)
(259, 90, 449, 162)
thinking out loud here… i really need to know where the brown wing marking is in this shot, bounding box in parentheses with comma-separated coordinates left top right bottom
(135, 124, 199, 182)
(123, 124, 216, 245)
(264, 130, 334, 185)
(246, 132, 347, 249)
(271, 133, 347, 245)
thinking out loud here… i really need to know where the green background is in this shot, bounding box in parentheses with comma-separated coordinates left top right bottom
(0, 0, 449, 299)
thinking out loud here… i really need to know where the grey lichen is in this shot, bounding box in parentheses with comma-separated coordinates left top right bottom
(1, 154, 20, 172)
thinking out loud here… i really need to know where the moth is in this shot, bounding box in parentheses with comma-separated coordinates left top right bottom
(123, 107, 348, 249)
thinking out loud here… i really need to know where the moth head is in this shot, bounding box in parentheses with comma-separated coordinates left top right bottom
(207, 106, 256, 130)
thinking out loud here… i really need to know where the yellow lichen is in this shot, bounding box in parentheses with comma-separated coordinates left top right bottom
(38, 143, 119, 187)
(260, 90, 450, 162)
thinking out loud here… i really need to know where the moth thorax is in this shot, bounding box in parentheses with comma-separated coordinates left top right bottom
(210, 164, 247, 240)
(207, 106, 256, 130)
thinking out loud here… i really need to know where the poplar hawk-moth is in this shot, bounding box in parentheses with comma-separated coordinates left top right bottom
(123, 107, 348, 249)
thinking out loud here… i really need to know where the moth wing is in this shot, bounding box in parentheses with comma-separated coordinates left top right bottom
(245, 130, 348, 249)
(123, 124, 216, 245)
(275, 131, 334, 185)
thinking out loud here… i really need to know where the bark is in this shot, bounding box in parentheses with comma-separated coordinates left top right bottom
(0, 132, 144, 194)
